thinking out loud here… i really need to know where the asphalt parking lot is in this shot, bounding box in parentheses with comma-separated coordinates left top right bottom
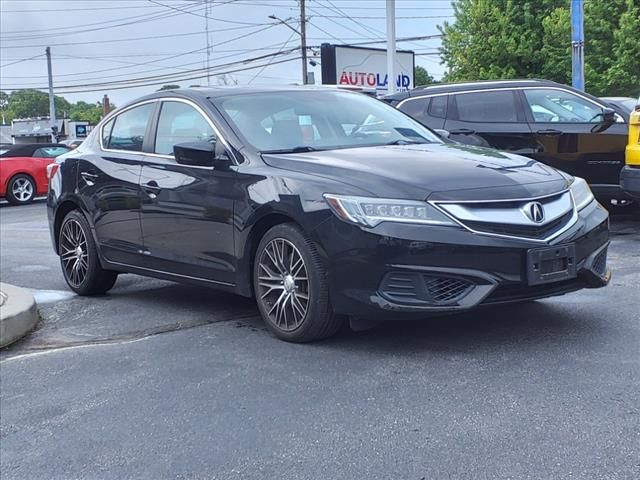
(1, 201, 639, 479)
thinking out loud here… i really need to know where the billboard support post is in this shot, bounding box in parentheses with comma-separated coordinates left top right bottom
(386, 0, 396, 95)
(571, 0, 585, 91)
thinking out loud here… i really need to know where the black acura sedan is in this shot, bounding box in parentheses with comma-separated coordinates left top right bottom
(47, 87, 611, 342)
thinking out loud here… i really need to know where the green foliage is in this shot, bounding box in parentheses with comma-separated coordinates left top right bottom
(7, 89, 71, 119)
(68, 101, 104, 125)
(414, 66, 436, 86)
(0, 90, 113, 125)
(440, 0, 640, 96)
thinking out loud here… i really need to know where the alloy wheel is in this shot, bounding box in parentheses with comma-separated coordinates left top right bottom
(257, 238, 309, 331)
(60, 219, 89, 288)
(11, 177, 34, 202)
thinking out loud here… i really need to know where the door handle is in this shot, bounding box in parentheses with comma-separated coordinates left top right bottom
(536, 129, 563, 136)
(80, 171, 98, 186)
(142, 181, 161, 199)
(449, 128, 476, 135)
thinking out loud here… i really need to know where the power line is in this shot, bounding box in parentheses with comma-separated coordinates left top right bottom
(0, 4, 200, 38)
(19, 57, 304, 95)
(147, 0, 264, 26)
(0, 54, 45, 68)
(248, 28, 298, 84)
(0, 22, 277, 49)
(0, 0, 199, 12)
(3, 49, 302, 91)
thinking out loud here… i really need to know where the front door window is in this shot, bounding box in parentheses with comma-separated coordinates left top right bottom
(523, 89, 604, 123)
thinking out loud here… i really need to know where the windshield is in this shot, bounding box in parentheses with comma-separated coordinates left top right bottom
(214, 90, 442, 153)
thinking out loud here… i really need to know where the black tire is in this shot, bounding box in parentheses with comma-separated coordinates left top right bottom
(6, 174, 35, 205)
(253, 223, 343, 342)
(59, 210, 118, 295)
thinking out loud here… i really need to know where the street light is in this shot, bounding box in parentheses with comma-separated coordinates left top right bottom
(268, 13, 308, 85)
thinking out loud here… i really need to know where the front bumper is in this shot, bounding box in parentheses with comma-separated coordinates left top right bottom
(312, 200, 610, 319)
(620, 165, 640, 201)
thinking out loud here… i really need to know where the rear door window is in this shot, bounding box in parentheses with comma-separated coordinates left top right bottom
(454, 90, 519, 122)
(429, 95, 448, 118)
(107, 103, 154, 152)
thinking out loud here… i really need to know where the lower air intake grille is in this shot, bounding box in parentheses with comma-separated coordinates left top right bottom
(379, 272, 475, 305)
(424, 276, 474, 303)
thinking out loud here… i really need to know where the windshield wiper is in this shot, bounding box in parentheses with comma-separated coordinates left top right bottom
(261, 146, 319, 154)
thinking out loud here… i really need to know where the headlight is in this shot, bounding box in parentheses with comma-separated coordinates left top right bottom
(569, 177, 595, 210)
(323, 194, 456, 227)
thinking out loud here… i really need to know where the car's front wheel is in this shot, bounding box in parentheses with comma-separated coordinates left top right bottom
(7, 174, 35, 205)
(59, 210, 118, 295)
(253, 223, 343, 342)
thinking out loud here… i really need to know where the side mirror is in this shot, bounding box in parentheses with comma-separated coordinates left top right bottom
(173, 141, 231, 168)
(601, 107, 616, 124)
(591, 107, 617, 133)
(434, 128, 450, 139)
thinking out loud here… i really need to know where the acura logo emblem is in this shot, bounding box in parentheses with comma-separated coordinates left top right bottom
(524, 202, 545, 223)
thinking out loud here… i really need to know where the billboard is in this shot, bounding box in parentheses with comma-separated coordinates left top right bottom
(320, 44, 415, 94)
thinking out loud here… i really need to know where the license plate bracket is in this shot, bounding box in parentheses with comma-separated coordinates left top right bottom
(527, 244, 577, 286)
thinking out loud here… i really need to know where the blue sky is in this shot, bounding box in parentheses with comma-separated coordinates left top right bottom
(1, 0, 454, 105)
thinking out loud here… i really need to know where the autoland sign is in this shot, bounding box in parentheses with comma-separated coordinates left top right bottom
(320, 43, 415, 94)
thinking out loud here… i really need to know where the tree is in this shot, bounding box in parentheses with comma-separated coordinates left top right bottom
(68, 101, 104, 125)
(158, 84, 180, 91)
(414, 66, 436, 86)
(439, 0, 640, 96)
(8, 89, 71, 119)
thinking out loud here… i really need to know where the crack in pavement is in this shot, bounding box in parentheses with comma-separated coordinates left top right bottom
(0, 313, 262, 363)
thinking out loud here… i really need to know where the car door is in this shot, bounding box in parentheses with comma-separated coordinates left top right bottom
(519, 87, 628, 186)
(444, 89, 536, 153)
(137, 99, 237, 285)
(76, 102, 153, 265)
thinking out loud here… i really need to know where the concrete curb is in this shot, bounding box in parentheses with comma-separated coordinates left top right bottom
(0, 283, 39, 348)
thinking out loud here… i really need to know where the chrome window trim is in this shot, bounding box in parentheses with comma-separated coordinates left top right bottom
(428, 190, 579, 244)
(397, 86, 623, 123)
(99, 98, 157, 153)
(99, 97, 238, 164)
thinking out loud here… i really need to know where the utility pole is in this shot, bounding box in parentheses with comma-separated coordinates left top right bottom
(300, 0, 308, 84)
(46, 46, 57, 142)
(386, 0, 396, 94)
(205, 0, 211, 86)
(571, 0, 585, 91)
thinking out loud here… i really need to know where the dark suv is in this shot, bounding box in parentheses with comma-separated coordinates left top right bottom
(385, 80, 630, 207)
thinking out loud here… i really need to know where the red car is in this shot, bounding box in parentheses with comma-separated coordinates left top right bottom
(0, 143, 71, 205)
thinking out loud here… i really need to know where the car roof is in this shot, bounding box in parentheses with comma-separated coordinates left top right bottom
(384, 79, 567, 101)
(0, 143, 69, 157)
(113, 85, 366, 112)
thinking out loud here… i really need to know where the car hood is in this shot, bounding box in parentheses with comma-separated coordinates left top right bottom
(262, 143, 571, 201)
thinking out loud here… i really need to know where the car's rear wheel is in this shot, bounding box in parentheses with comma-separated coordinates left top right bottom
(253, 223, 343, 342)
(59, 210, 118, 295)
(7, 174, 35, 205)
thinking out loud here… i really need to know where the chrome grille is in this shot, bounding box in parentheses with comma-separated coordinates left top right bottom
(434, 191, 576, 241)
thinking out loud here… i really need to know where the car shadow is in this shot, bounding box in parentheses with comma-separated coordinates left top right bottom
(104, 273, 605, 355)
(318, 300, 602, 356)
